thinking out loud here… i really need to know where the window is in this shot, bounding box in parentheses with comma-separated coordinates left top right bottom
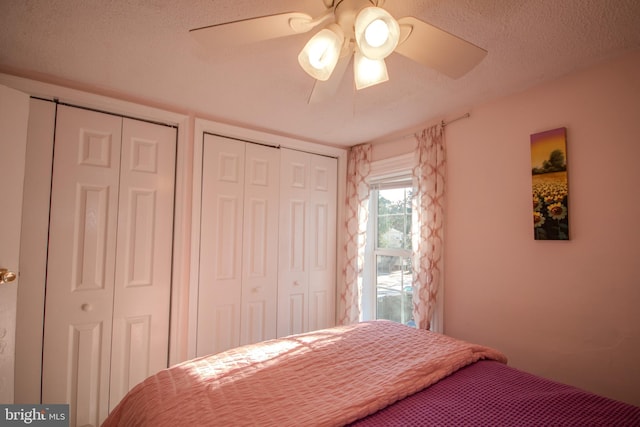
(374, 184, 414, 325)
(362, 174, 414, 326)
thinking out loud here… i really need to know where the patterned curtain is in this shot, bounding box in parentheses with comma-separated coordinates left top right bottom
(412, 124, 446, 330)
(339, 144, 372, 325)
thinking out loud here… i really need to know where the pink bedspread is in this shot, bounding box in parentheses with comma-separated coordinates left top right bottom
(102, 320, 507, 426)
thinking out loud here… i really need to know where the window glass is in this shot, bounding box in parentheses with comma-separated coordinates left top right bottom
(369, 184, 414, 325)
(376, 255, 413, 324)
(376, 187, 412, 250)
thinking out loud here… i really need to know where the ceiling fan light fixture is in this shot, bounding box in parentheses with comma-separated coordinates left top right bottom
(355, 7, 399, 60)
(354, 49, 389, 90)
(298, 24, 344, 81)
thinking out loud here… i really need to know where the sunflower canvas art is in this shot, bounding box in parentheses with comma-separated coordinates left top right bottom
(531, 127, 569, 240)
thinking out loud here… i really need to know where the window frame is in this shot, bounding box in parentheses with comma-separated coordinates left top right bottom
(360, 152, 443, 331)
(361, 154, 414, 322)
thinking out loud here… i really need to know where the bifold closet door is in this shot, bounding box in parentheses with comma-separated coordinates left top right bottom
(109, 117, 176, 409)
(277, 148, 337, 337)
(307, 153, 337, 331)
(197, 134, 280, 356)
(197, 136, 245, 356)
(239, 143, 280, 346)
(42, 105, 176, 427)
(42, 107, 120, 426)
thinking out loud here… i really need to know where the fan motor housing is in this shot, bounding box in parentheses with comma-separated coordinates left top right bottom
(334, 0, 377, 39)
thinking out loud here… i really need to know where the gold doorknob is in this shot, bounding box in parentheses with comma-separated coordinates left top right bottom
(0, 269, 17, 284)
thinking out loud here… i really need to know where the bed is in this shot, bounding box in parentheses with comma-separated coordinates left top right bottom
(102, 320, 640, 426)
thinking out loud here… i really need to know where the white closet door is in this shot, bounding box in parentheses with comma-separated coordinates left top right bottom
(43, 106, 122, 426)
(278, 149, 337, 337)
(43, 106, 176, 426)
(197, 134, 245, 356)
(308, 154, 337, 331)
(240, 143, 280, 345)
(277, 149, 311, 336)
(109, 118, 176, 409)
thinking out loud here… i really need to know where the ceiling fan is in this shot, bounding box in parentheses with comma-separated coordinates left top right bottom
(190, 0, 487, 103)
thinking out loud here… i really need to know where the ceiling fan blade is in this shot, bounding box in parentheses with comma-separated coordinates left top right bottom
(394, 16, 487, 79)
(308, 54, 352, 104)
(190, 12, 314, 50)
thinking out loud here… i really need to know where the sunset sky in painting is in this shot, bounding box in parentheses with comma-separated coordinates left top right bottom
(531, 127, 567, 169)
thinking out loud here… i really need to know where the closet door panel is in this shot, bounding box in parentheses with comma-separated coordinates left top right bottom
(197, 135, 245, 356)
(277, 150, 337, 337)
(42, 105, 122, 427)
(240, 144, 279, 345)
(277, 149, 310, 337)
(308, 155, 337, 331)
(109, 118, 176, 408)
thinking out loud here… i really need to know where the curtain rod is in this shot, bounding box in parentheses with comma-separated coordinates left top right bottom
(441, 112, 470, 128)
(385, 112, 471, 143)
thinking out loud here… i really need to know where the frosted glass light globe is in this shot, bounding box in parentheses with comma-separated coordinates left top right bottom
(355, 7, 400, 60)
(298, 25, 344, 81)
(364, 19, 389, 48)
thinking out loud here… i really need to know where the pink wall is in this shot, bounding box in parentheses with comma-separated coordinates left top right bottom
(373, 50, 640, 406)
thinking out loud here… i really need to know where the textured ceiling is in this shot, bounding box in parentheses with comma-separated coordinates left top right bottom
(1, 0, 639, 147)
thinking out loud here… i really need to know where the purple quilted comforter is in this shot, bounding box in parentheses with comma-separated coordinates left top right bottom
(350, 360, 640, 426)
